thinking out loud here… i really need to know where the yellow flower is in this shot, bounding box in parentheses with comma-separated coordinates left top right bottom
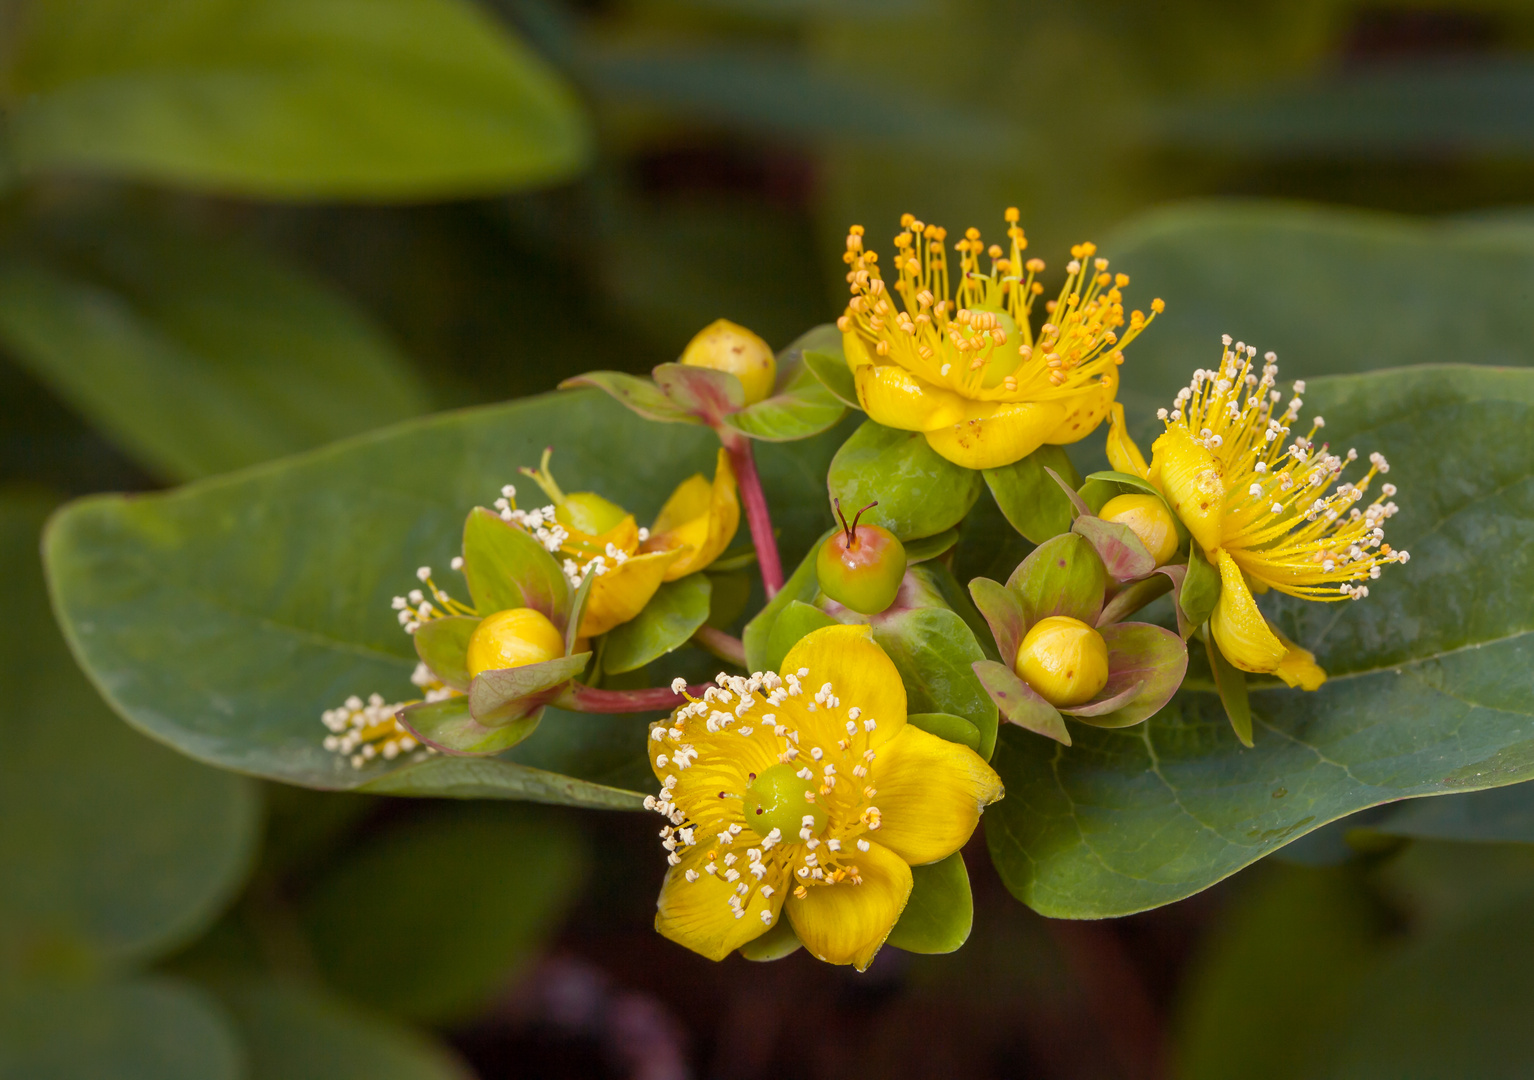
(1108, 338, 1409, 686)
(837, 209, 1162, 469)
(519, 449, 739, 637)
(645, 624, 1002, 970)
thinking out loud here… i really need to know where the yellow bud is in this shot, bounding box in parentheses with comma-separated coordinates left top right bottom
(679, 318, 776, 405)
(466, 608, 565, 678)
(1014, 616, 1109, 708)
(1099, 493, 1179, 565)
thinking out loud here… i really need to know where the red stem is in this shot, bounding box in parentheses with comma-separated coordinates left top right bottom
(723, 434, 783, 598)
(692, 625, 747, 668)
(568, 682, 711, 714)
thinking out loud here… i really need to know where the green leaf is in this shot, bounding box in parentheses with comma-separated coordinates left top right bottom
(42, 389, 842, 793)
(968, 577, 1024, 662)
(985, 366, 1534, 918)
(0, 977, 243, 1080)
(1204, 629, 1253, 747)
(972, 659, 1070, 747)
(738, 916, 801, 962)
(358, 756, 643, 809)
(1006, 533, 1107, 628)
(802, 349, 859, 409)
(1069, 623, 1186, 730)
(398, 696, 541, 757)
(886, 851, 972, 955)
(724, 329, 847, 442)
(210, 980, 471, 1080)
(0, 215, 428, 482)
(6, 0, 590, 198)
(303, 803, 584, 1024)
(902, 527, 958, 565)
(651, 362, 742, 425)
(602, 574, 712, 675)
(742, 531, 827, 674)
(557, 371, 701, 425)
(873, 607, 997, 761)
(0, 496, 259, 976)
(1371, 782, 1534, 845)
(906, 712, 982, 754)
(983, 446, 1080, 544)
(461, 508, 571, 629)
(467, 652, 590, 725)
(1071, 515, 1155, 582)
(1180, 545, 1221, 629)
(412, 616, 477, 691)
(764, 600, 838, 676)
(1173, 864, 1384, 1080)
(827, 420, 983, 540)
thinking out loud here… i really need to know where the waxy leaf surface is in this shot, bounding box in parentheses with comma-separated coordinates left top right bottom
(602, 574, 711, 675)
(827, 420, 983, 540)
(986, 366, 1534, 917)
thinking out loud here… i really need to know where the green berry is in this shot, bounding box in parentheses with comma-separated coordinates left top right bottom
(816, 499, 907, 615)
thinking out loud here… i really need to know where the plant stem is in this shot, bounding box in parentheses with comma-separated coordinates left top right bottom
(569, 682, 710, 714)
(723, 434, 784, 598)
(692, 625, 747, 668)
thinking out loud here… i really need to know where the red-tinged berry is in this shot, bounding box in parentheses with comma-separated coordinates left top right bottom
(816, 499, 907, 615)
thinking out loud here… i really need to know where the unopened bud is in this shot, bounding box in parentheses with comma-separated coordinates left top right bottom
(1099, 493, 1180, 565)
(679, 318, 776, 405)
(1014, 616, 1109, 708)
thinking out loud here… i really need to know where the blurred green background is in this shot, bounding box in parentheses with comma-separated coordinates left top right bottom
(5, 0, 1534, 1076)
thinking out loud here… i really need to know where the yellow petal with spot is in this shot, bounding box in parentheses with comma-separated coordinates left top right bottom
(1104, 402, 1150, 479)
(786, 839, 911, 971)
(655, 843, 782, 961)
(1042, 367, 1119, 447)
(780, 624, 906, 749)
(922, 399, 1066, 469)
(854, 363, 968, 432)
(578, 548, 682, 637)
(647, 448, 740, 580)
(866, 725, 1003, 866)
(1149, 424, 1225, 555)
(1209, 550, 1286, 674)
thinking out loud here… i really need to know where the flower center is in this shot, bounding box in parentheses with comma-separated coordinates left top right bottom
(743, 762, 828, 838)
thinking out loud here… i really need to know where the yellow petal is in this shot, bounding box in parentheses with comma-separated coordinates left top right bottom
(655, 844, 782, 961)
(647, 448, 740, 581)
(780, 624, 906, 749)
(1149, 424, 1225, 555)
(922, 399, 1066, 469)
(563, 514, 639, 559)
(868, 725, 1003, 866)
(1209, 550, 1286, 674)
(578, 548, 682, 637)
(1273, 629, 1327, 691)
(1042, 367, 1119, 447)
(854, 363, 968, 432)
(1104, 401, 1150, 479)
(786, 839, 912, 971)
(843, 328, 874, 371)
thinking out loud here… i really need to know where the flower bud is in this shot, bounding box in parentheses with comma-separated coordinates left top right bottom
(466, 608, 565, 677)
(1014, 615, 1109, 707)
(1099, 493, 1179, 565)
(679, 318, 776, 405)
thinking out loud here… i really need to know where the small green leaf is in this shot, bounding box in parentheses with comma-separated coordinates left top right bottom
(1205, 631, 1253, 747)
(873, 608, 997, 760)
(906, 712, 982, 754)
(413, 616, 478, 691)
(358, 756, 643, 809)
(739, 917, 802, 962)
(603, 574, 712, 674)
(983, 446, 1080, 544)
(460, 508, 570, 629)
(971, 660, 1070, 746)
(651, 362, 742, 425)
(1069, 623, 1187, 729)
(1006, 533, 1108, 628)
(802, 348, 860, 409)
(467, 653, 590, 725)
(398, 697, 541, 756)
(827, 420, 983, 540)
(1180, 545, 1221, 630)
(968, 577, 1025, 662)
(765, 601, 838, 675)
(903, 528, 958, 565)
(1072, 515, 1156, 581)
(886, 851, 972, 955)
(1084, 470, 1167, 500)
(303, 804, 584, 1024)
(559, 371, 701, 425)
(742, 532, 826, 673)
(725, 354, 846, 442)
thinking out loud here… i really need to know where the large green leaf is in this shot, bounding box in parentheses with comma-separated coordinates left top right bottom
(0, 496, 259, 977)
(211, 980, 471, 1080)
(43, 390, 841, 797)
(986, 366, 1534, 917)
(5, 0, 589, 198)
(827, 420, 984, 540)
(0, 977, 243, 1080)
(602, 574, 712, 675)
(303, 803, 583, 1023)
(0, 213, 428, 481)
(1109, 201, 1534, 422)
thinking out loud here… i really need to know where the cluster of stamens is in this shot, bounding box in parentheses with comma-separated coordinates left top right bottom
(836, 209, 1162, 399)
(493, 483, 570, 555)
(390, 562, 475, 634)
(646, 669, 888, 926)
(1160, 336, 1409, 599)
(320, 663, 448, 768)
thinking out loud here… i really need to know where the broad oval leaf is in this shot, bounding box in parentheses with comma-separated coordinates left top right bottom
(905, 712, 982, 755)
(872, 607, 997, 761)
(6, 0, 590, 198)
(885, 851, 972, 955)
(1007, 533, 1108, 628)
(764, 600, 838, 676)
(460, 508, 571, 629)
(802, 348, 859, 409)
(413, 616, 477, 691)
(43, 389, 844, 797)
(986, 366, 1534, 918)
(983, 446, 1080, 544)
(827, 420, 983, 540)
(724, 325, 847, 442)
(602, 574, 712, 675)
